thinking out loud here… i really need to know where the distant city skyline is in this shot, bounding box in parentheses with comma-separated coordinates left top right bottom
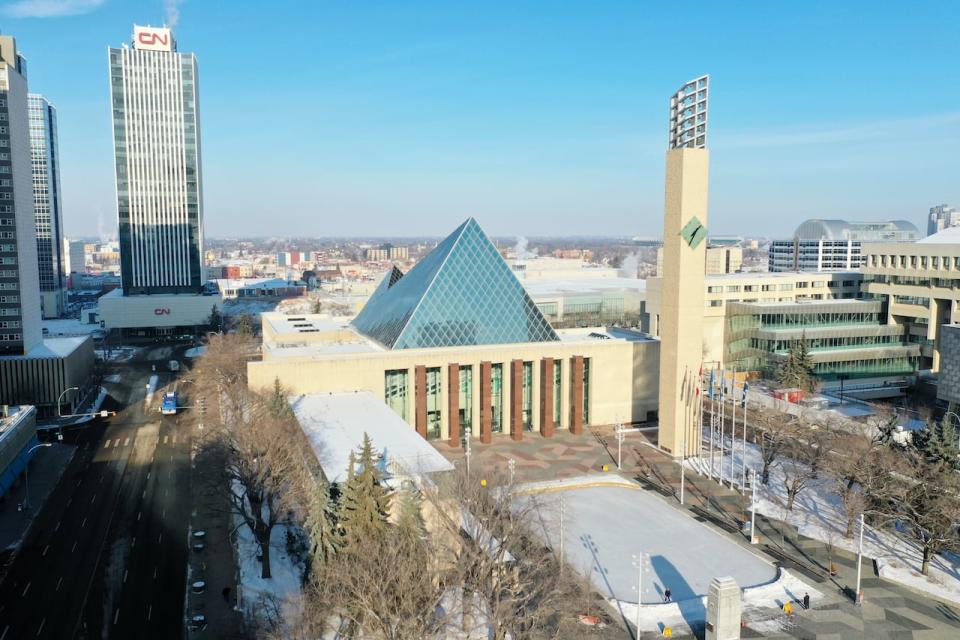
(2, 0, 958, 238)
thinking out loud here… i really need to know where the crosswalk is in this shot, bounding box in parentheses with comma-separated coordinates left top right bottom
(103, 435, 179, 449)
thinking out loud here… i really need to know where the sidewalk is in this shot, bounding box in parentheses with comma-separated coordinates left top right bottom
(0, 443, 75, 560)
(37, 385, 110, 430)
(186, 428, 247, 639)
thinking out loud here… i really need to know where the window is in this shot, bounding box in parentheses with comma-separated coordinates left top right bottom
(425, 367, 441, 440)
(707, 285, 722, 293)
(521, 361, 533, 430)
(491, 364, 503, 433)
(459, 366, 473, 431)
(726, 285, 741, 293)
(384, 369, 408, 421)
(582, 358, 591, 425)
(708, 300, 723, 308)
(553, 360, 562, 426)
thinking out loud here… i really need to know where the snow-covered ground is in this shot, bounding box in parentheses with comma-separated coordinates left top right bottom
(233, 516, 306, 623)
(686, 430, 960, 604)
(145, 375, 159, 404)
(220, 299, 281, 318)
(519, 476, 779, 602)
(184, 345, 207, 358)
(94, 346, 138, 362)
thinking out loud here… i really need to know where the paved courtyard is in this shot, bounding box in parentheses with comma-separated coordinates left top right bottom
(523, 484, 777, 604)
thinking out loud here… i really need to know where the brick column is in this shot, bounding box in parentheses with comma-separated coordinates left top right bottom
(510, 359, 523, 441)
(415, 365, 427, 439)
(448, 363, 460, 448)
(540, 357, 554, 438)
(570, 355, 584, 435)
(479, 361, 492, 444)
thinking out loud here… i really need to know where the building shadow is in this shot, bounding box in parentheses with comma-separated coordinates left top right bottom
(650, 554, 706, 636)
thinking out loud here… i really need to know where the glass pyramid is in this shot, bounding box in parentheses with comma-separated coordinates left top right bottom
(352, 218, 560, 349)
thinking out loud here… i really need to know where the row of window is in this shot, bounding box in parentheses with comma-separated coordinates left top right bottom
(384, 360, 590, 440)
(0, 333, 22, 341)
(869, 254, 960, 271)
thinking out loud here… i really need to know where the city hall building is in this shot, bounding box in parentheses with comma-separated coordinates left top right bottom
(248, 218, 660, 446)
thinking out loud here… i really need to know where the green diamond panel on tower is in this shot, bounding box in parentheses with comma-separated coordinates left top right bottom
(351, 218, 560, 349)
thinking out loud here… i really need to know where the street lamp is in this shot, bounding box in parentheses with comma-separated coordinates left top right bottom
(23, 443, 53, 510)
(507, 458, 516, 485)
(464, 427, 472, 477)
(615, 421, 627, 471)
(57, 386, 80, 417)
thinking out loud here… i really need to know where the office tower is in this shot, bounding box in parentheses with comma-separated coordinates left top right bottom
(28, 94, 65, 317)
(769, 219, 919, 272)
(657, 75, 710, 456)
(928, 204, 959, 236)
(109, 25, 204, 295)
(65, 238, 85, 274)
(0, 36, 42, 355)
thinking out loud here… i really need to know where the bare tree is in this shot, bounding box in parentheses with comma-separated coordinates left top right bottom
(778, 425, 835, 512)
(753, 409, 796, 485)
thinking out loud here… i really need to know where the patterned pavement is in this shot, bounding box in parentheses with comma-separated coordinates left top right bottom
(434, 425, 960, 639)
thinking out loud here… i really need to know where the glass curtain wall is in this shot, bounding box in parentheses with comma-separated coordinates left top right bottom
(384, 369, 408, 421)
(553, 360, 562, 425)
(582, 358, 591, 425)
(459, 365, 473, 432)
(522, 361, 533, 430)
(491, 363, 503, 432)
(426, 367, 441, 439)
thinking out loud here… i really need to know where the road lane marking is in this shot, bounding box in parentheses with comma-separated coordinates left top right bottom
(35, 619, 44, 636)
(54, 520, 60, 532)
(113, 440, 119, 448)
(147, 604, 152, 621)
(21, 582, 30, 596)
(153, 567, 157, 579)
(146, 472, 150, 480)
(90, 494, 96, 504)
(137, 511, 141, 521)
(80, 517, 86, 528)
(124, 438, 130, 446)
(132, 536, 136, 548)
(75, 480, 81, 488)
(163, 436, 168, 444)
(158, 533, 163, 544)
(55, 577, 62, 591)
(71, 541, 77, 553)
(66, 498, 72, 507)
(123, 570, 128, 584)
(42, 545, 49, 557)
(103, 440, 111, 449)
(113, 609, 119, 625)
(142, 489, 146, 499)
(1, 624, 8, 640)
(172, 436, 177, 444)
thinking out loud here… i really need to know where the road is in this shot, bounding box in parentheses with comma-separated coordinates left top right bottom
(0, 350, 193, 640)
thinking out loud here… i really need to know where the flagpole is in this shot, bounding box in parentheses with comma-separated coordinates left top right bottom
(680, 367, 687, 505)
(697, 366, 705, 469)
(709, 366, 716, 481)
(718, 368, 725, 487)
(730, 367, 738, 490)
(741, 379, 748, 495)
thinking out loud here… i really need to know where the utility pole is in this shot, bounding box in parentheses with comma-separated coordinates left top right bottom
(855, 513, 865, 604)
(729, 367, 737, 490)
(718, 369, 726, 486)
(615, 422, 627, 470)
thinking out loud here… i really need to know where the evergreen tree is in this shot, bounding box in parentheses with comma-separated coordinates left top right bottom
(306, 481, 339, 566)
(775, 335, 816, 392)
(395, 485, 427, 545)
(338, 433, 391, 553)
(268, 377, 291, 418)
(236, 312, 254, 337)
(207, 304, 222, 332)
(913, 419, 960, 469)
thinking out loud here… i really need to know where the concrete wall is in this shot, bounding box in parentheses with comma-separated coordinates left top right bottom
(249, 337, 660, 442)
(0, 336, 94, 414)
(98, 291, 221, 329)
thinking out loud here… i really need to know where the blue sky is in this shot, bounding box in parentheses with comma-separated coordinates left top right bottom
(3, 0, 958, 238)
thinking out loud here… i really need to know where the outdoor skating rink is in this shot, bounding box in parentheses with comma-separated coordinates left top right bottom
(525, 484, 777, 604)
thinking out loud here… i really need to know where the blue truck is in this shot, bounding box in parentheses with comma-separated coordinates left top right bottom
(161, 391, 179, 415)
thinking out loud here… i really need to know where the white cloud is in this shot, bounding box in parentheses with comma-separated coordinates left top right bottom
(2, 0, 105, 18)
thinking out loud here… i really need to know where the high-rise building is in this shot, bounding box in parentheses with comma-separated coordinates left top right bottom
(658, 76, 710, 456)
(109, 25, 204, 295)
(64, 238, 85, 275)
(769, 219, 919, 272)
(0, 36, 42, 355)
(928, 204, 959, 236)
(28, 94, 65, 318)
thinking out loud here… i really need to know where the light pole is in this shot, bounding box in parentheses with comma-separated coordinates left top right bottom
(23, 443, 53, 510)
(615, 422, 626, 470)
(507, 458, 516, 485)
(749, 468, 758, 544)
(464, 426, 472, 477)
(855, 512, 865, 604)
(57, 386, 80, 417)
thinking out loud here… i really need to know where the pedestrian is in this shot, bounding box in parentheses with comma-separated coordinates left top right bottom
(663, 587, 672, 603)
(803, 592, 810, 610)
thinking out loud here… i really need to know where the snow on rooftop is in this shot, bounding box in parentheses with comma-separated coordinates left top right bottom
(522, 277, 647, 296)
(917, 225, 960, 244)
(0, 336, 90, 361)
(289, 391, 454, 483)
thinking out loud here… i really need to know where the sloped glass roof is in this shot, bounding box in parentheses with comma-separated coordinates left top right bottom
(351, 218, 559, 349)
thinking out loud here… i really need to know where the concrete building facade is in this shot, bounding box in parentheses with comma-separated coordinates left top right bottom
(936, 324, 960, 410)
(0, 337, 94, 416)
(0, 36, 42, 356)
(862, 227, 960, 371)
(769, 219, 919, 272)
(928, 204, 959, 237)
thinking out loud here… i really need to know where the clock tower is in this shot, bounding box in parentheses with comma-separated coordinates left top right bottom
(657, 75, 710, 457)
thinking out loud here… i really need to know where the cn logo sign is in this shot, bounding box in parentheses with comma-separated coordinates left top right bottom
(137, 32, 168, 47)
(133, 26, 173, 52)
(154, 308, 171, 316)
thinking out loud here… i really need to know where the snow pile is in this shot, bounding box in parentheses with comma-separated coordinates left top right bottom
(686, 431, 960, 604)
(184, 345, 207, 358)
